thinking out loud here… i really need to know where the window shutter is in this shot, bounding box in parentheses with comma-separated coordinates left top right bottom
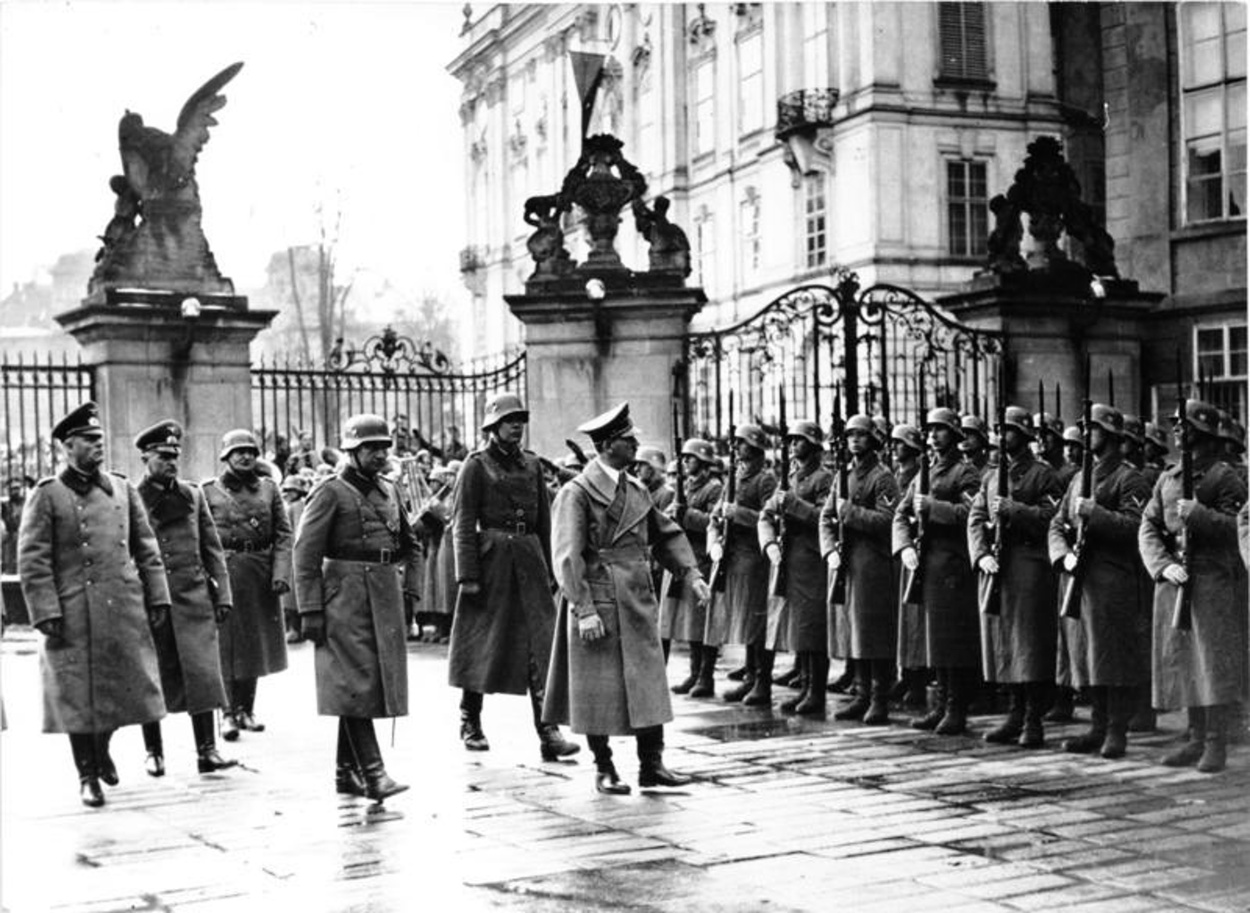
(939, 3, 988, 81)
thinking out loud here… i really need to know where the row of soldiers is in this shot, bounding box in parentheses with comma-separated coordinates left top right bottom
(652, 396, 1248, 772)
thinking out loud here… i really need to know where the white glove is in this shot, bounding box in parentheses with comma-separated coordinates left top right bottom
(765, 542, 782, 565)
(900, 547, 919, 572)
(1062, 553, 1078, 573)
(978, 555, 999, 575)
(577, 613, 606, 642)
(1162, 564, 1189, 586)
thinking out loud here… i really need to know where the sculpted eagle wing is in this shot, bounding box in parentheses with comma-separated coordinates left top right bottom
(171, 61, 244, 176)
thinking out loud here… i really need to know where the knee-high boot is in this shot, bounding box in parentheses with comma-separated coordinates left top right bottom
(94, 730, 119, 786)
(335, 718, 368, 796)
(1162, 707, 1207, 767)
(530, 677, 580, 761)
(236, 678, 264, 732)
(342, 716, 408, 801)
(742, 646, 774, 706)
(779, 652, 810, 713)
(70, 733, 103, 807)
(912, 669, 947, 730)
(1101, 686, 1133, 759)
(1064, 686, 1108, 753)
(671, 644, 702, 694)
(689, 644, 718, 698)
(833, 660, 871, 720)
(636, 725, 692, 788)
(935, 668, 970, 735)
(983, 685, 1025, 744)
(142, 722, 165, 777)
(459, 689, 488, 750)
(795, 653, 828, 716)
(192, 711, 237, 773)
(862, 659, 894, 725)
(723, 645, 756, 702)
(1197, 704, 1227, 773)
(1019, 682, 1050, 748)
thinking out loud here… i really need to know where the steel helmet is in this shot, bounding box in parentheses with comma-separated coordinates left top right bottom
(1173, 399, 1221, 437)
(481, 392, 529, 431)
(958, 414, 988, 448)
(680, 438, 718, 465)
(871, 415, 891, 447)
(1001, 406, 1036, 440)
(1062, 425, 1083, 444)
(219, 429, 260, 460)
(924, 408, 963, 436)
(340, 414, 393, 451)
(891, 423, 924, 452)
(844, 414, 875, 435)
(734, 423, 768, 452)
(634, 446, 667, 469)
(1081, 403, 1124, 436)
(1034, 412, 1063, 438)
(1121, 414, 1145, 445)
(786, 420, 825, 447)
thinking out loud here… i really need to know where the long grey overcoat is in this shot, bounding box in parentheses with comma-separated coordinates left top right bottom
(293, 466, 418, 718)
(967, 452, 1062, 683)
(448, 442, 555, 695)
(543, 459, 699, 735)
(658, 472, 721, 642)
(19, 469, 171, 733)
(892, 451, 981, 668)
(202, 470, 292, 680)
(705, 461, 776, 647)
(138, 476, 233, 713)
(819, 453, 899, 660)
(892, 461, 927, 669)
(1047, 454, 1151, 688)
(760, 460, 832, 653)
(1140, 455, 1248, 709)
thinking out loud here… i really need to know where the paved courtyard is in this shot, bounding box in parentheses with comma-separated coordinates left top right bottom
(2, 628, 1248, 913)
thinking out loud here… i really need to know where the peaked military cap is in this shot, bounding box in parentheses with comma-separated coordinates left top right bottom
(924, 407, 963, 436)
(219, 428, 260, 460)
(786, 420, 825, 446)
(891, 423, 924, 452)
(52, 401, 103, 442)
(1001, 406, 1035, 441)
(733, 423, 768, 451)
(135, 419, 183, 455)
(481, 391, 529, 431)
(577, 402, 642, 443)
(680, 437, 718, 465)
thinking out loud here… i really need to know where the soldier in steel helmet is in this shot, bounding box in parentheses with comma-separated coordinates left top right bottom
(659, 437, 723, 698)
(889, 423, 929, 707)
(292, 413, 419, 800)
(18, 402, 171, 807)
(760, 419, 833, 716)
(1140, 400, 1248, 773)
(893, 407, 982, 735)
(959, 415, 990, 474)
(1143, 422, 1171, 488)
(1047, 404, 1152, 759)
(202, 429, 294, 741)
(133, 420, 239, 778)
(448, 392, 580, 762)
(968, 407, 1064, 748)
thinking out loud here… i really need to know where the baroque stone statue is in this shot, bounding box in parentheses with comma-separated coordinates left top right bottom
(89, 62, 244, 299)
(523, 193, 575, 279)
(632, 196, 691, 278)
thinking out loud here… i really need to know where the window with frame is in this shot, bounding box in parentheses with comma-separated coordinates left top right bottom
(694, 208, 716, 292)
(1179, 3, 1246, 223)
(938, 3, 989, 82)
(694, 59, 716, 156)
(803, 175, 827, 269)
(740, 190, 761, 275)
(737, 30, 764, 135)
(1195, 322, 1248, 420)
(947, 159, 989, 257)
(802, 4, 829, 88)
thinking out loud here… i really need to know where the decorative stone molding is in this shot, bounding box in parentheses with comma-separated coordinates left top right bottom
(509, 122, 529, 158)
(470, 137, 488, 164)
(688, 3, 717, 55)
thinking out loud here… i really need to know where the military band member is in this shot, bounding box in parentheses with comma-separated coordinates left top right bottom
(820, 414, 900, 724)
(18, 402, 171, 807)
(890, 423, 929, 707)
(894, 408, 982, 735)
(659, 438, 722, 698)
(134, 421, 238, 777)
(708, 424, 777, 704)
(1047, 404, 1151, 759)
(448, 392, 579, 762)
(968, 408, 1063, 747)
(760, 420, 833, 716)
(543, 403, 707, 794)
(1140, 400, 1248, 773)
(203, 430, 293, 740)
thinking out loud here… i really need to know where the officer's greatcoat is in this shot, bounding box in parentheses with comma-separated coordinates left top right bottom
(448, 442, 555, 695)
(19, 469, 171, 732)
(1047, 453, 1151, 687)
(202, 469, 293, 680)
(138, 476, 233, 713)
(543, 459, 699, 734)
(294, 466, 418, 717)
(658, 472, 722, 642)
(760, 461, 832, 653)
(968, 451, 1063, 683)
(706, 460, 775, 647)
(892, 450, 981, 668)
(820, 452, 899, 660)
(1140, 455, 1249, 709)
(893, 461, 927, 670)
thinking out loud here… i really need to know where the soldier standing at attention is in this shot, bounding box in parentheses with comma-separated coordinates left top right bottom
(760, 420, 833, 716)
(959, 415, 990, 474)
(889, 423, 929, 708)
(448, 392, 579, 762)
(293, 414, 419, 800)
(18, 402, 171, 807)
(1048, 404, 1152, 759)
(968, 408, 1063, 748)
(1142, 423, 1171, 488)
(894, 408, 982, 735)
(134, 421, 238, 777)
(543, 403, 708, 794)
(203, 430, 293, 740)
(1140, 400, 1248, 773)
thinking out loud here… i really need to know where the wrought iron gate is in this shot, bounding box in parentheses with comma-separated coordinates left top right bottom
(252, 327, 525, 461)
(1, 351, 96, 485)
(679, 268, 1005, 440)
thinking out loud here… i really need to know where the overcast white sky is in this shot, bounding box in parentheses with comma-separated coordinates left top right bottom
(0, 0, 469, 303)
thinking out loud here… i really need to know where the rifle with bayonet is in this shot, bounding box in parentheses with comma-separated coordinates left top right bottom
(708, 390, 736, 593)
(1060, 355, 1093, 620)
(979, 365, 1009, 616)
(901, 367, 928, 605)
(828, 387, 848, 605)
(671, 397, 687, 598)
(769, 382, 790, 597)
(1172, 350, 1194, 630)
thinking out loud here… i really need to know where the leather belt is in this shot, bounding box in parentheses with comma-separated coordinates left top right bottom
(481, 521, 531, 535)
(223, 540, 272, 553)
(328, 547, 400, 564)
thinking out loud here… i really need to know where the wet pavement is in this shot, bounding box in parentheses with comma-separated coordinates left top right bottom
(3, 628, 1249, 913)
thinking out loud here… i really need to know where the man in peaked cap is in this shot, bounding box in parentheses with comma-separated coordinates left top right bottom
(133, 420, 238, 778)
(1048, 403, 1152, 759)
(18, 402, 171, 807)
(447, 391, 580, 763)
(543, 402, 709, 794)
(202, 429, 294, 741)
(1140, 400, 1248, 773)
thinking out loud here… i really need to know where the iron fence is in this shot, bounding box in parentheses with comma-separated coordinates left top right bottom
(1, 351, 96, 486)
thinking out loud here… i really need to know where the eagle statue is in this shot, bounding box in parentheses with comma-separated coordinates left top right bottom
(89, 62, 244, 300)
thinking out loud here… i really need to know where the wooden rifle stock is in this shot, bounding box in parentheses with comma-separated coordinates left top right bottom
(769, 384, 789, 598)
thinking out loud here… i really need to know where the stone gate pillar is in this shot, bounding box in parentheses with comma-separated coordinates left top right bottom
(56, 290, 276, 482)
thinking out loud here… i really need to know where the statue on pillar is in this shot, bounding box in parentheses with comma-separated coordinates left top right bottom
(88, 62, 244, 299)
(558, 134, 648, 271)
(632, 196, 691, 278)
(523, 194, 576, 280)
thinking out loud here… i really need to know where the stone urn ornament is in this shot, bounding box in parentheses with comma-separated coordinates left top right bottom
(558, 134, 647, 270)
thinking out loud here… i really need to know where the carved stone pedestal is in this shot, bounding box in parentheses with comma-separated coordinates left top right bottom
(56, 289, 276, 481)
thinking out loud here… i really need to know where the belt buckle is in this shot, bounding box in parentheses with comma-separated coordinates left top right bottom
(379, 548, 392, 564)
(516, 521, 527, 536)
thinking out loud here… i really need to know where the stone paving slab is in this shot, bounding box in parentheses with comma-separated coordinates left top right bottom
(4, 633, 1250, 912)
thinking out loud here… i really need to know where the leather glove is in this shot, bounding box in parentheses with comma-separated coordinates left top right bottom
(900, 547, 919, 572)
(214, 604, 231, 624)
(1062, 552, 1079, 573)
(36, 617, 64, 644)
(577, 613, 606, 643)
(148, 604, 169, 629)
(978, 555, 999, 575)
(765, 542, 782, 566)
(826, 551, 841, 570)
(1162, 563, 1189, 586)
(272, 579, 290, 595)
(691, 577, 712, 608)
(301, 611, 327, 646)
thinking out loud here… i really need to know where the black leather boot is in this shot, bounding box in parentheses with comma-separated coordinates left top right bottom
(795, 653, 828, 716)
(826, 661, 855, 694)
(722, 646, 755, 702)
(912, 669, 947, 730)
(236, 678, 265, 732)
(1162, 707, 1206, 767)
(935, 668, 970, 736)
(335, 718, 368, 796)
(192, 712, 238, 773)
(636, 726, 692, 788)
(142, 722, 165, 777)
(689, 645, 718, 698)
(984, 685, 1025, 744)
(70, 734, 104, 808)
(671, 644, 702, 695)
(1064, 686, 1108, 753)
(900, 668, 929, 707)
(588, 735, 630, 794)
(1019, 683, 1049, 748)
(862, 659, 893, 726)
(773, 657, 800, 687)
(1044, 686, 1075, 723)
(1101, 686, 1133, 759)
(742, 647, 774, 706)
(531, 685, 580, 761)
(779, 653, 810, 713)
(459, 690, 489, 751)
(833, 660, 870, 720)
(1197, 705, 1227, 773)
(95, 730, 119, 786)
(343, 717, 408, 801)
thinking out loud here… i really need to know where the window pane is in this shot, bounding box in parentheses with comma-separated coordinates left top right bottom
(970, 204, 988, 255)
(948, 162, 966, 196)
(1188, 140, 1223, 177)
(949, 206, 968, 255)
(1191, 37, 1225, 86)
(1186, 89, 1224, 137)
(1230, 326, 1248, 376)
(1198, 327, 1224, 354)
(1228, 2, 1247, 32)
(1228, 170, 1246, 218)
(1199, 353, 1224, 378)
(1228, 31, 1247, 79)
(1228, 83, 1247, 130)
(1185, 3, 1223, 43)
(969, 162, 987, 197)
